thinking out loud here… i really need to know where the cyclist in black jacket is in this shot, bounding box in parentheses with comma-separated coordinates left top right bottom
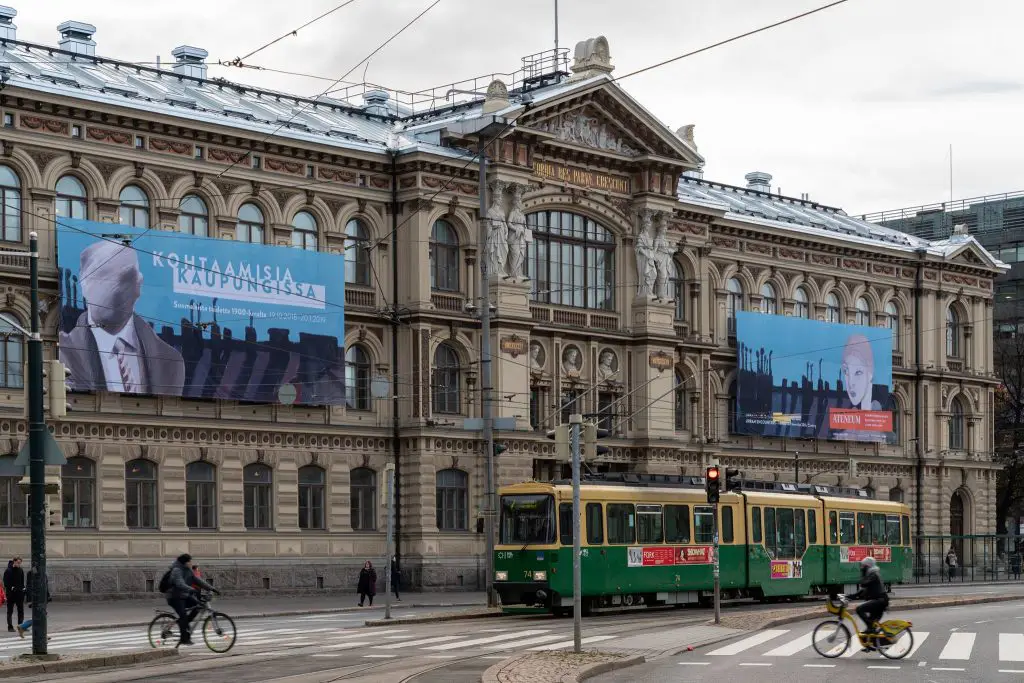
(854, 556, 889, 651)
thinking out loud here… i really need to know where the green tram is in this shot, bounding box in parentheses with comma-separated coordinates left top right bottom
(493, 474, 913, 614)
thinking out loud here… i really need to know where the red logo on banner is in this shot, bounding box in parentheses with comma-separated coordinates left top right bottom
(640, 547, 677, 566)
(829, 408, 893, 432)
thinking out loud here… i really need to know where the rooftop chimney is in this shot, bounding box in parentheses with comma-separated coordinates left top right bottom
(0, 6, 17, 41)
(171, 45, 208, 80)
(745, 171, 772, 193)
(57, 21, 97, 57)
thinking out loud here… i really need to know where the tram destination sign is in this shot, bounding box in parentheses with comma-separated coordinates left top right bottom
(532, 160, 631, 194)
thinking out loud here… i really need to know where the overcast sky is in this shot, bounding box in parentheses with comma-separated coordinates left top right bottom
(11, 0, 1024, 214)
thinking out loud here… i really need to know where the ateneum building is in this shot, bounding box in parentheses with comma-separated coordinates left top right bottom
(0, 10, 1006, 594)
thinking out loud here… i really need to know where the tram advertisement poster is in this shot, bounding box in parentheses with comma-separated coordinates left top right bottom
(676, 545, 714, 565)
(734, 311, 893, 444)
(841, 546, 892, 563)
(627, 546, 713, 567)
(770, 560, 803, 579)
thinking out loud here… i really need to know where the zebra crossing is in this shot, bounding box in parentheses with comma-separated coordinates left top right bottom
(0, 624, 611, 661)
(689, 626, 1024, 673)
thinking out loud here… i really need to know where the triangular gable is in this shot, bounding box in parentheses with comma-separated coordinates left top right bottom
(934, 238, 1007, 271)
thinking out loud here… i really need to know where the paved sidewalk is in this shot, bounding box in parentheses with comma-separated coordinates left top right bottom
(29, 591, 486, 630)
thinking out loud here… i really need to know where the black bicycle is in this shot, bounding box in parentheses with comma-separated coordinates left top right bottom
(148, 593, 237, 653)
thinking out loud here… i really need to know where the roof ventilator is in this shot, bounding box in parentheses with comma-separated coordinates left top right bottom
(57, 20, 97, 57)
(0, 6, 17, 41)
(745, 171, 772, 194)
(171, 45, 208, 80)
(363, 89, 391, 116)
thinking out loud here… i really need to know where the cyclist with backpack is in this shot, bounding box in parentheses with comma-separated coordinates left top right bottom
(160, 554, 217, 646)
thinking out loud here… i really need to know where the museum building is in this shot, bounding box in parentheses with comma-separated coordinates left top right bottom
(0, 8, 1006, 594)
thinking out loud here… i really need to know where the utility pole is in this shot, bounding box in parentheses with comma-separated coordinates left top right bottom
(713, 500, 720, 625)
(27, 232, 46, 654)
(705, 464, 721, 625)
(794, 451, 799, 487)
(478, 140, 496, 608)
(383, 463, 395, 620)
(569, 413, 582, 653)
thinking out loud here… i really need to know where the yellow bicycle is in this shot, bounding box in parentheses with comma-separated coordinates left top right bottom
(811, 594, 914, 659)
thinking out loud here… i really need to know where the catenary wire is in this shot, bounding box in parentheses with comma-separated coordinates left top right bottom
(224, 0, 364, 66)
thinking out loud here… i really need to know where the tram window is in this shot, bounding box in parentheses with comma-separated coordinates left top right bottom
(839, 512, 856, 545)
(886, 514, 901, 545)
(722, 506, 734, 544)
(665, 505, 690, 543)
(872, 513, 886, 544)
(901, 515, 910, 545)
(775, 508, 796, 560)
(808, 510, 818, 545)
(694, 506, 715, 544)
(637, 504, 663, 544)
(586, 503, 604, 545)
(795, 509, 806, 557)
(559, 503, 573, 546)
(607, 503, 635, 544)
(829, 511, 838, 544)
(765, 507, 776, 557)
(857, 512, 871, 544)
(752, 507, 763, 544)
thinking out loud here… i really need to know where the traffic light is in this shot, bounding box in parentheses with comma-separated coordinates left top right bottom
(47, 360, 71, 418)
(546, 424, 570, 460)
(725, 467, 741, 493)
(705, 465, 720, 504)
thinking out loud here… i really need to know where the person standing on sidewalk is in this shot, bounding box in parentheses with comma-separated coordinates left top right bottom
(16, 565, 50, 639)
(946, 547, 958, 581)
(3, 557, 24, 633)
(390, 556, 401, 602)
(357, 561, 376, 607)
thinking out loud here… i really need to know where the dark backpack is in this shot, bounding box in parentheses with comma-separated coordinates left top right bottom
(158, 569, 172, 593)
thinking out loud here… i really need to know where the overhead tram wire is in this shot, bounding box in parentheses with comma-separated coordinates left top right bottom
(221, 0, 365, 67)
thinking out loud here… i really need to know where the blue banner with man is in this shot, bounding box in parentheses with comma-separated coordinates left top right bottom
(56, 218, 345, 406)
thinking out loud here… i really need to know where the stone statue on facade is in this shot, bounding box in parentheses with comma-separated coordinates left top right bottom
(505, 182, 531, 281)
(635, 210, 657, 298)
(597, 349, 619, 383)
(484, 179, 509, 278)
(652, 213, 675, 301)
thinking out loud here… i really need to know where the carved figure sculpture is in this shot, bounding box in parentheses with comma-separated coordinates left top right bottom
(635, 210, 657, 298)
(505, 183, 531, 281)
(562, 346, 581, 374)
(484, 179, 509, 278)
(529, 342, 545, 374)
(597, 349, 618, 383)
(652, 213, 675, 301)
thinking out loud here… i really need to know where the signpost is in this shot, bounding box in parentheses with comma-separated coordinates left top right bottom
(383, 462, 395, 621)
(569, 413, 582, 653)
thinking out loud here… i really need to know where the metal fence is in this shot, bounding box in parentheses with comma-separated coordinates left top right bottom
(914, 535, 1024, 583)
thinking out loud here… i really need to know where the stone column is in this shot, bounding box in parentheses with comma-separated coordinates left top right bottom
(219, 450, 245, 532)
(276, 452, 299, 531)
(160, 446, 188, 532)
(491, 279, 532, 429)
(97, 445, 126, 531)
(630, 298, 677, 438)
(327, 455, 351, 532)
(94, 198, 120, 223)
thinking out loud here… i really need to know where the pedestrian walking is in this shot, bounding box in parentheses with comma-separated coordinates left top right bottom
(390, 556, 401, 602)
(946, 547, 958, 582)
(357, 561, 376, 607)
(1011, 551, 1022, 581)
(3, 557, 24, 633)
(17, 565, 50, 639)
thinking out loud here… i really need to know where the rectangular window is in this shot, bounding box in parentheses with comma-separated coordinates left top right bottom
(775, 508, 796, 559)
(722, 506, 734, 544)
(765, 507, 777, 556)
(306, 164, 315, 178)
(886, 514, 901, 546)
(840, 512, 856, 545)
(636, 504, 663, 544)
(901, 515, 910, 546)
(857, 512, 871, 545)
(694, 505, 715, 544)
(134, 135, 145, 149)
(71, 124, 82, 138)
(559, 503, 573, 546)
(606, 503, 635, 545)
(872, 513, 887, 545)
(795, 509, 806, 557)
(251, 154, 262, 169)
(752, 507, 762, 544)
(808, 509, 818, 545)
(195, 145, 204, 160)
(2, 113, 12, 128)
(586, 502, 603, 545)
(665, 504, 690, 543)
(829, 510, 838, 544)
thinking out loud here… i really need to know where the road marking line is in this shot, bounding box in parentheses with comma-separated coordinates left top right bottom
(484, 634, 569, 651)
(738, 662, 772, 667)
(804, 664, 835, 668)
(933, 667, 966, 672)
(938, 632, 976, 660)
(363, 654, 397, 659)
(868, 665, 900, 670)
(322, 642, 371, 650)
(530, 635, 617, 651)
(708, 630, 789, 656)
(1002, 634, 1024, 661)
(678, 663, 710, 666)
(763, 633, 813, 657)
(998, 669, 1024, 673)
(311, 654, 341, 658)
(373, 636, 463, 649)
(907, 631, 931, 658)
(975, 620, 992, 624)
(425, 630, 551, 651)
(425, 655, 458, 659)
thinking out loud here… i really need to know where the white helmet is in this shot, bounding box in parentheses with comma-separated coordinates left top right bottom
(861, 556, 877, 569)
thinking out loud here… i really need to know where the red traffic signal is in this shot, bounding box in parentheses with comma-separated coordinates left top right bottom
(705, 465, 721, 504)
(706, 466, 720, 480)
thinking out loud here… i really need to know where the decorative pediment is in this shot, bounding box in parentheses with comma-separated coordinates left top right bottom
(527, 105, 643, 157)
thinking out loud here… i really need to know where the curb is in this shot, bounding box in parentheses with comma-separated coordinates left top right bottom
(0, 648, 176, 678)
(480, 653, 645, 683)
(62, 601, 484, 632)
(365, 608, 502, 626)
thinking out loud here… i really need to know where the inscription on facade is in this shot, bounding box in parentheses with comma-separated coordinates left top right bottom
(532, 160, 630, 194)
(500, 335, 527, 358)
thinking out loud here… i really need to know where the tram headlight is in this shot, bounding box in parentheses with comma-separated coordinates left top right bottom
(532, 571, 547, 581)
(495, 571, 508, 581)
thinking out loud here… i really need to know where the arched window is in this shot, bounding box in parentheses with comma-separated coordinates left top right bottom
(947, 307, 961, 358)
(0, 455, 28, 527)
(55, 175, 87, 221)
(243, 463, 273, 529)
(855, 297, 870, 326)
(432, 343, 461, 414)
(345, 345, 371, 411)
(436, 468, 468, 531)
(671, 261, 685, 321)
(344, 218, 370, 285)
(61, 457, 95, 528)
(825, 293, 840, 323)
(726, 278, 743, 334)
(125, 459, 157, 529)
(674, 371, 687, 431)
(527, 211, 615, 310)
(178, 195, 208, 237)
(0, 165, 21, 242)
(298, 465, 326, 530)
(292, 211, 318, 251)
(350, 467, 376, 530)
(885, 301, 900, 350)
(794, 286, 810, 319)
(949, 397, 965, 450)
(118, 185, 149, 228)
(888, 487, 904, 503)
(889, 396, 902, 446)
(186, 461, 216, 529)
(237, 203, 264, 244)
(430, 219, 460, 292)
(760, 283, 778, 315)
(0, 314, 23, 388)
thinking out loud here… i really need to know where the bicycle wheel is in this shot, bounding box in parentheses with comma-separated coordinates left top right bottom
(148, 614, 179, 649)
(878, 628, 914, 660)
(811, 620, 851, 658)
(202, 611, 237, 653)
